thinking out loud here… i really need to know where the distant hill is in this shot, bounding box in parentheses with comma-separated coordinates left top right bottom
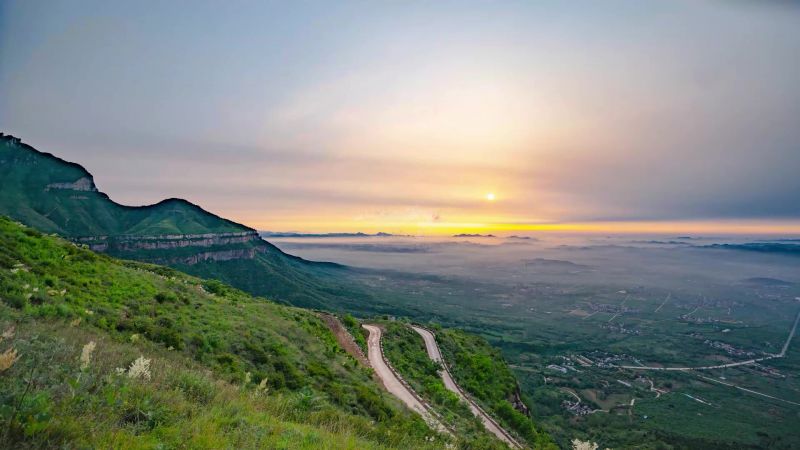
(0, 134, 380, 311)
(704, 242, 800, 257)
(261, 231, 397, 238)
(740, 277, 794, 287)
(507, 235, 536, 240)
(453, 233, 495, 238)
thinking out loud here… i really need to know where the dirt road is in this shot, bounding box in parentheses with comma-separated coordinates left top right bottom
(411, 325, 524, 449)
(362, 324, 448, 433)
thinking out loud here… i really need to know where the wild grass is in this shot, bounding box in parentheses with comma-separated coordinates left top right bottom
(436, 326, 556, 449)
(380, 321, 513, 449)
(0, 217, 446, 449)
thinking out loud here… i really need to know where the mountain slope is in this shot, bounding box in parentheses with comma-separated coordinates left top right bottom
(0, 134, 376, 310)
(0, 217, 447, 449)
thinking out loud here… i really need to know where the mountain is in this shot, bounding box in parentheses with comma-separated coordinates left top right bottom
(0, 134, 375, 311)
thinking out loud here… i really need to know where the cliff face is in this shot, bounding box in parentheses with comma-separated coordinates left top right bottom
(509, 385, 530, 417)
(74, 230, 268, 265)
(76, 230, 261, 252)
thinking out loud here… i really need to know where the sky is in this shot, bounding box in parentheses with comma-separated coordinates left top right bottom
(2, 0, 800, 235)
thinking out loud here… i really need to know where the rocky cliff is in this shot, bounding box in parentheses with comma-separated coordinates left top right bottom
(75, 230, 268, 264)
(76, 230, 261, 252)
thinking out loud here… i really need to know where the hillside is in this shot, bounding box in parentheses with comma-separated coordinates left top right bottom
(0, 216, 453, 448)
(380, 321, 556, 449)
(0, 134, 383, 311)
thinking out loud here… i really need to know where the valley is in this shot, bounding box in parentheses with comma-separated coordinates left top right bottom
(271, 234, 800, 449)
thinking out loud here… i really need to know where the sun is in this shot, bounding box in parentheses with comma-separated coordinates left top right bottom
(485, 193, 496, 201)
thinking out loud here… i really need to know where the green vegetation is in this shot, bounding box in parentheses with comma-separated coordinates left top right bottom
(436, 327, 556, 450)
(380, 321, 556, 449)
(348, 263, 800, 449)
(380, 321, 506, 448)
(172, 250, 378, 311)
(0, 217, 447, 449)
(0, 135, 246, 237)
(341, 313, 368, 354)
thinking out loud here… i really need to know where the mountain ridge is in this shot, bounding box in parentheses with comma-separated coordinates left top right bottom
(0, 133, 367, 310)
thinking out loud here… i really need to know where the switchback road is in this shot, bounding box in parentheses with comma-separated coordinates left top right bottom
(362, 324, 449, 434)
(411, 325, 524, 449)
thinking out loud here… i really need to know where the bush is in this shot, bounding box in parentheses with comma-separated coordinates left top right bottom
(202, 280, 227, 296)
(154, 291, 178, 304)
(171, 372, 216, 405)
(3, 293, 27, 309)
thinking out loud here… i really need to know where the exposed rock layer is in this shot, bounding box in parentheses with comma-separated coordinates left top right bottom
(74, 231, 266, 264)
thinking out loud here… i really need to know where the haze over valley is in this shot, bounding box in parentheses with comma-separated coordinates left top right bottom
(270, 233, 800, 446)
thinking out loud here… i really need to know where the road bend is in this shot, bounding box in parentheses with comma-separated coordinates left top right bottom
(411, 325, 525, 449)
(362, 324, 449, 435)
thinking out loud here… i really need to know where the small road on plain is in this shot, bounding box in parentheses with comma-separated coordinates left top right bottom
(362, 324, 449, 434)
(615, 308, 800, 371)
(411, 325, 524, 449)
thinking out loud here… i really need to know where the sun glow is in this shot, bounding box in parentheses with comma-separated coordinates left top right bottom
(485, 193, 496, 201)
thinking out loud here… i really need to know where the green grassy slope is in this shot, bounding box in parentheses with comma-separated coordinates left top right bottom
(0, 217, 447, 449)
(435, 326, 556, 449)
(173, 250, 395, 312)
(380, 322, 507, 448)
(379, 320, 556, 449)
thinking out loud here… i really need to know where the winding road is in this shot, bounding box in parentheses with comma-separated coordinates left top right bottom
(361, 324, 449, 434)
(411, 325, 524, 449)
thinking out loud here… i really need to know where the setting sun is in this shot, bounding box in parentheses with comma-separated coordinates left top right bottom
(485, 193, 496, 201)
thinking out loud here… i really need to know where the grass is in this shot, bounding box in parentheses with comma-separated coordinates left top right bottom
(380, 320, 557, 449)
(341, 313, 368, 354)
(0, 216, 449, 449)
(434, 325, 557, 450)
(0, 317, 437, 449)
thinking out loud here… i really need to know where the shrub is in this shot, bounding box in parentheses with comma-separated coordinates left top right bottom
(202, 280, 227, 296)
(171, 371, 216, 405)
(154, 291, 178, 304)
(3, 293, 27, 309)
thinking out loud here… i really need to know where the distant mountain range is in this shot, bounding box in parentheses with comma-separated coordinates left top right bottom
(261, 231, 397, 238)
(703, 242, 800, 257)
(0, 133, 378, 311)
(453, 233, 496, 238)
